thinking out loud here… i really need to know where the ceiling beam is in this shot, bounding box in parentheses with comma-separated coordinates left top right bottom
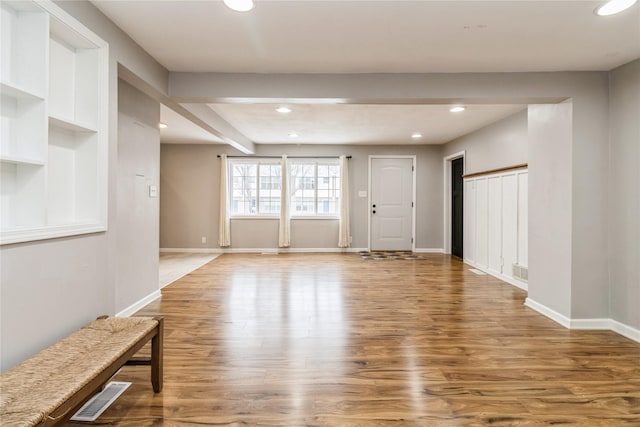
(119, 65, 255, 153)
(168, 71, 571, 104)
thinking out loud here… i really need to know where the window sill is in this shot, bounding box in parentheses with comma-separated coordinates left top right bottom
(230, 216, 339, 220)
(291, 216, 339, 220)
(231, 216, 279, 220)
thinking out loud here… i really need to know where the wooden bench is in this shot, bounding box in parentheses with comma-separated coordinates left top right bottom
(0, 315, 163, 426)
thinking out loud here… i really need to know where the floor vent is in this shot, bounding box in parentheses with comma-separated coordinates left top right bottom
(70, 381, 131, 422)
(469, 268, 486, 275)
(513, 263, 529, 281)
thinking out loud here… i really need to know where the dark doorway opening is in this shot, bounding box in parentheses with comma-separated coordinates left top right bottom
(451, 157, 464, 258)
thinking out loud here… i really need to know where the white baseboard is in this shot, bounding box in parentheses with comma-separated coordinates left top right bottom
(569, 318, 611, 330)
(276, 247, 367, 253)
(524, 298, 571, 328)
(414, 248, 444, 254)
(463, 260, 528, 291)
(116, 290, 161, 318)
(161, 247, 367, 254)
(160, 248, 223, 254)
(610, 319, 640, 342)
(524, 297, 640, 343)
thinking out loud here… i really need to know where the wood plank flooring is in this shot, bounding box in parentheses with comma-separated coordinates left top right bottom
(70, 254, 640, 426)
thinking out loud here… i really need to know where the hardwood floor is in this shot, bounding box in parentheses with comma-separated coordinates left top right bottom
(72, 254, 640, 426)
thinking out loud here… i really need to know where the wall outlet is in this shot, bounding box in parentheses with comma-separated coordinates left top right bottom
(201, 236, 206, 244)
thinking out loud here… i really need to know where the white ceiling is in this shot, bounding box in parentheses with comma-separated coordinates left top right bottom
(93, 0, 640, 73)
(208, 103, 527, 144)
(93, 0, 640, 146)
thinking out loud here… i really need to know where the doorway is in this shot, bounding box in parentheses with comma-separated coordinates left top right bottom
(369, 156, 415, 251)
(451, 157, 464, 258)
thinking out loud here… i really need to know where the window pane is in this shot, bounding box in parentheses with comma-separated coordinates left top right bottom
(287, 161, 341, 216)
(231, 162, 258, 215)
(258, 163, 281, 215)
(290, 163, 315, 215)
(317, 163, 340, 215)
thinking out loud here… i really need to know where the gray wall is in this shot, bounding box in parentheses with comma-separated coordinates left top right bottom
(1, 0, 637, 370)
(442, 109, 528, 174)
(527, 103, 574, 317)
(0, 1, 168, 371)
(160, 143, 443, 250)
(160, 144, 224, 249)
(608, 59, 640, 330)
(170, 71, 612, 324)
(117, 80, 160, 313)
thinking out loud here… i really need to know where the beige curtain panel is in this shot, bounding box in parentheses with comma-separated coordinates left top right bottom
(218, 154, 231, 247)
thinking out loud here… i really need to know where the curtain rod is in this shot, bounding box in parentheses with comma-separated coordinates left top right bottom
(217, 155, 351, 159)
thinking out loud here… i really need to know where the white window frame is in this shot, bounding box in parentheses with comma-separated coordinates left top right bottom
(289, 159, 341, 219)
(229, 159, 281, 218)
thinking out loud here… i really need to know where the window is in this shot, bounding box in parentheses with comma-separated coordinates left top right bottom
(290, 161, 340, 216)
(230, 161, 281, 216)
(229, 158, 341, 217)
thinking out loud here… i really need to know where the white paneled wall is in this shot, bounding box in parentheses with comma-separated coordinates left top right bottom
(464, 169, 528, 290)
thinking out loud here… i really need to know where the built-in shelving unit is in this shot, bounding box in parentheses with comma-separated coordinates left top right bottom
(0, 0, 108, 245)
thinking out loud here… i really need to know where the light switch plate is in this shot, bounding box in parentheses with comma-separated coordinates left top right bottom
(149, 184, 158, 198)
(358, 190, 367, 198)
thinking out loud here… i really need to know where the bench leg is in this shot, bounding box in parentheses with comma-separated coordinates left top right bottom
(151, 316, 164, 393)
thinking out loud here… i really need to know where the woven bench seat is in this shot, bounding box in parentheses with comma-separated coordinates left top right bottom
(0, 316, 163, 427)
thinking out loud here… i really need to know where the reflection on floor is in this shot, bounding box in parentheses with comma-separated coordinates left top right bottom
(159, 252, 219, 288)
(100, 253, 640, 426)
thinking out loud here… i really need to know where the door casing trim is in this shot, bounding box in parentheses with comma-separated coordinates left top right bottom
(443, 151, 466, 254)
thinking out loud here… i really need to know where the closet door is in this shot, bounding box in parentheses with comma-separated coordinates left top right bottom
(487, 176, 502, 274)
(475, 178, 488, 268)
(517, 172, 529, 268)
(501, 174, 518, 278)
(463, 179, 476, 264)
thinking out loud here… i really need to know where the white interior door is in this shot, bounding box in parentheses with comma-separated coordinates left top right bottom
(502, 174, 518, 276)
(370, 157, 413, 251)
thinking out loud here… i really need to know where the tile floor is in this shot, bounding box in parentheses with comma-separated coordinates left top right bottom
(158, 252, 219, 288)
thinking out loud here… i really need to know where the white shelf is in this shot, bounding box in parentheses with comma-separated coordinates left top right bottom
(0, 154, 45, 166)
(0, 222, 105, 245)
(0, 81, 44, 101)
(49, 115, 97, 133)
(0, 0, 108, 245)
(0, 2, 48, 98)
(1, 88, 47, 162)
(1, 161, 46, 231)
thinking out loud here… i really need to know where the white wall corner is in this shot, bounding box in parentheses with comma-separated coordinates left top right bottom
(116, 290, 161, 318)
(524, 297, 572, 328)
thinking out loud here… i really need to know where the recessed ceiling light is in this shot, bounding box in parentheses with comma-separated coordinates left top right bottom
(288, 133, 299, 138)
(449, 106, 465, 113)
(158, 122, 168, 129)
(276, 106, 292, 113)
(411, 133, 423, 139)
(224, 0, 254, 12)
(596, 0, 637, 15)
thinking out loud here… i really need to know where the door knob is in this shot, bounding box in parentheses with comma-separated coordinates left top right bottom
(372, 204, 376, 208)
